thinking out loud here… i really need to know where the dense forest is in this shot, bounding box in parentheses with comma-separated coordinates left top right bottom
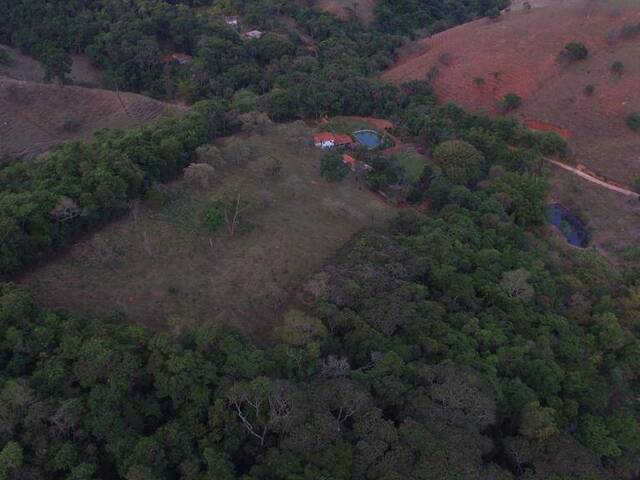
(1, 0, 639, 479)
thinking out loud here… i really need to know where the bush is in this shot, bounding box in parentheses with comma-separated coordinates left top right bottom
(0, 49, 9, 65)
(564, 42, 589, 61)
(501, 93, 522, 112)
(433, 140, 485, 186)
(203, 202, 225, 232)
(537, 132, 568, 158)
(584, 84, 595, 96)
(627, 113, 640, 133)
(320, 151, 350, 182)
(611, 61, 624, 75)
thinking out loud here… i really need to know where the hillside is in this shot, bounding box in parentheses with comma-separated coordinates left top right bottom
(0, 76, 184, 158)
(383, 0, 640, 185)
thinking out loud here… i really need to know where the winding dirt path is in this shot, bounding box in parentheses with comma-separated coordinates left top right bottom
(544, 157, 639, 197)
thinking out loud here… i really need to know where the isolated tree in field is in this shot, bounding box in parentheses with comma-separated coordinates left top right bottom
(564, 42, 589, 61)
(627, 113, 640, 133)
(611, 60, 624, 75)
(473, 76, 485, 88)
(320, 150, 350, 182)
(584, 84, 595, 96)
(523, 1, 532, 12)
(500, 93, 522, 112)
(433, 140, 485, 185)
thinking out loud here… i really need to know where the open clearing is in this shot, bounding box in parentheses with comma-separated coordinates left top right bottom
(19, 126, 396, 338)
(0, 76, 184, 158)
(382, 0, 640, 257)
(314, 0, 377, 25)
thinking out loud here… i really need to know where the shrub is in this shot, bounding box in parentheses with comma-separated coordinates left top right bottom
(537, 132, 568, 158)
(61, 118, 81, 132)
(320, 150, 349, 182)
(627, 113, 640, 133)
(611, 61, 624, 75)
(203, 202, 225, 232)
(564, 42, 589, 61)
(487, 7, 501, 20)
(584, 84, 595, 96)
(433, 140, 485, 186)
(500, 93, 522, 112)
(0, 49, 9, 65)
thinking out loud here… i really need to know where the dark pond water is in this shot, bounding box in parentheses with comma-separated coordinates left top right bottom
(546, 203, 588, 247)
(353, 130, 382, 149)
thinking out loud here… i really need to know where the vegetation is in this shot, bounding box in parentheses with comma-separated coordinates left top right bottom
(0, 99, 236, 276)
(1, 1, 639, 479)
(320, 150, 350, 182)
(628, 113, 640, 133)
(0, 48, 9, 65)
(374, 0, 509, 34)
(433, 140, 485, 186)
(585, 84, 596, 96)
(501, 92, 522, 112)
(564, 42, 589, 61)
(611, 60, 625, 76)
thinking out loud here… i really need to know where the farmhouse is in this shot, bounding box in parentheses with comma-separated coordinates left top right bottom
(224, 16, 239, 27)
(313, 132, 354, 149)
(161, 53, 193, 65)
(244, 30, 264, 39)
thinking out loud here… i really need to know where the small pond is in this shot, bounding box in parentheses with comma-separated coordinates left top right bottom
(546, 203, 589, 248)
(353, 130, 382, 150)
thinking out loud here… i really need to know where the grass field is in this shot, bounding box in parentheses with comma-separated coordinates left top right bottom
(19, 125, 397, 339)
(314, 0, 377, 25)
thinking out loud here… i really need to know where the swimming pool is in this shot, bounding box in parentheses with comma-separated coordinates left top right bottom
(353, 130, 382, 150)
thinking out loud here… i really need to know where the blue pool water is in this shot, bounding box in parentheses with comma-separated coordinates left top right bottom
(546, 203, 588, 247)
(353, 130, 382, 150)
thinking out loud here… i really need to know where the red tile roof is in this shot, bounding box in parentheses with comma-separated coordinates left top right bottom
(342, 154, 358, 171)
(314, 132, 335, 144)
(334, 134, 353, 145)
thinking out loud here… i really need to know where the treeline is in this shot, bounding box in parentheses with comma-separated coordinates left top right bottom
(374, 0, 511, 34)
(0, 100, 235, 277)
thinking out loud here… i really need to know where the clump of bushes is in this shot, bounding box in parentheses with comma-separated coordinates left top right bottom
(320, 150, 350, 182)
(611, 60, 624, 75)
(627, 113, 640, 133)
(564, 42, 589, 61)
(433, 140, 485, 186)
(0, 49, 9, 65)
(500, 93, 522, 112)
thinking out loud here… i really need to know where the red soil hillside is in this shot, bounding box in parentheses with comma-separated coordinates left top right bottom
(314, 0, 376, 25)
(0, 76, 185, 158)
(382, 0, 640, 185)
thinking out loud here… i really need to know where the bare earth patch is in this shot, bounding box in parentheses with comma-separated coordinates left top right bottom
(314, 0, 377, 25)
(19, 128, 396, 339)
